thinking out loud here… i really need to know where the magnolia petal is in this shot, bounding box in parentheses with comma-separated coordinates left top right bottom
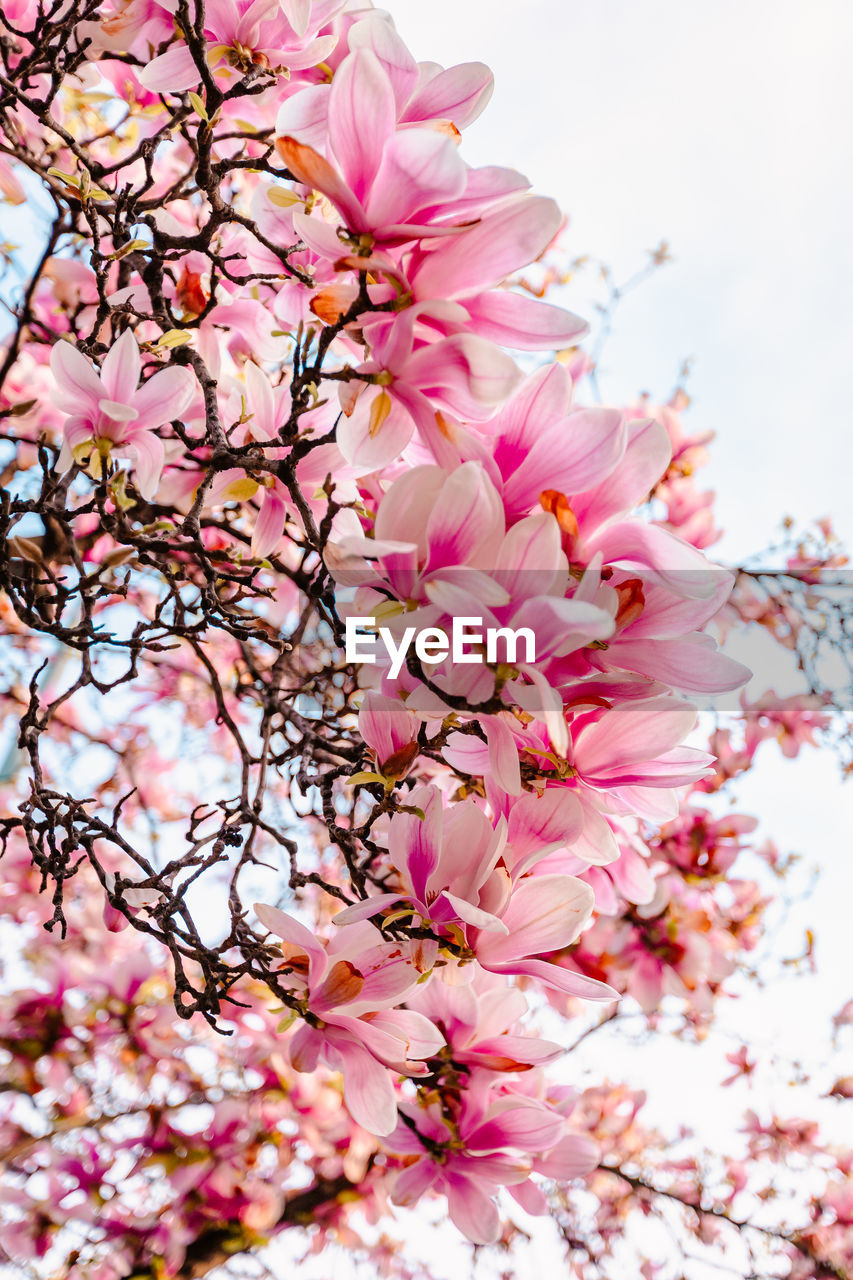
(252, 489, 287, 559)
(127, 431, 165, 501)
(402, 60, 494, 130)
(535, 1132, 600, 1179)
(333, 1039, 398, 1136)
(445, 1173, 501, 1245)
(391, 1157, 440, 1205)
(50, 340, 102, 414)
(476, 874, 594, 963)
(441, 891, 508, 934)
(463, 290, 588, 351)
(139, 43, 201, 93)
(100, 330, 140, 403)
(276, 136, 366, 230)
(133, 365, 195, 430)
(328, 48, 395, 204)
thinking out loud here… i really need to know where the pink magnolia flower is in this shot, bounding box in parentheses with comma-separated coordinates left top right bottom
(254, 903, 443, 1135)
(278, 10, 494, 144)
(334, 785, 615, 1002)
(387, 1072, 597, 1243)
(408, 971, 565, 1072)
(51, 331, 195, 498)
(336, 312, 522, 470)
(139, 0, 342, 94)
(276, 44, 512, 247)
(204, 362, 349, 558)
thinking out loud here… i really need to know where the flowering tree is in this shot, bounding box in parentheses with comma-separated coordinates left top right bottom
(0, 2, 851, 1278)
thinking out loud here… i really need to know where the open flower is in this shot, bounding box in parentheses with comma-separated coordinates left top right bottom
(51, 331, 195, 498)
(254, 903, 443, 1135)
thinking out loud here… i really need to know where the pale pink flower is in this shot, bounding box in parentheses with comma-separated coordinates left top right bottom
(51, 331, 195, 498)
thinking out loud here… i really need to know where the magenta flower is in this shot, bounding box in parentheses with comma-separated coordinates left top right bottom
(254, 903, 443, 1135)
(333, 784, 615, 1002)
(387, 1076, 597, 1243)
(357, 690, 420, 779)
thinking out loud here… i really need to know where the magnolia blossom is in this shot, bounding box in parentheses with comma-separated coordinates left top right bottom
(51, 331, 195, 498)
(254, 903, 442, 1135)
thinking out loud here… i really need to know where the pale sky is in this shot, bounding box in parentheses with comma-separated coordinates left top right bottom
(392, 0, 853, 557)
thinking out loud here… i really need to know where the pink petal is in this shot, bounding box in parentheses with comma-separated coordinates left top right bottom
(483, 715, 521, 797)
(588, 521, 722, 599)
(407, 334, 522, 420)
(445, 1174, 501, 1244)
(439, 800, 503, 902)
(100, 330, 141, 403)
(274, 83, 332, 150)
(412, 196, 563, 299)
(50, 340, 102, 414)
(367, 129, 467, 228)
(518, 596, 613, 661)
(402, 61, 494, 129)
(487, 957, 618, 1002)
(609, 636, 751, 694)
(441, 891, 508, 934)
(331, 894, 403, 926)
(494, 361, 571, 454)
(336, 386, 415, 471)
(138, 43, 201, 93)
(573, 416, 671, 529)
(127, 431, 165, 501)
(252, 489, 287, 559)
(132, 365, 195, 430)
(468, 1105, 565, 1156)
(389, 784, 442, 904)
(374, 463, 446, 553)
(392, 1157, 440, 1206)
(573, 698, 697, 783)
(502, 409, 626, 521)
(463, 289, 588, 350)
(476, 874, 593, 963)
(243, 359, 277, 440)
(277, 136, 366, 230)
(365, 1008, 445, 1062)
(280, 0, 311, 36)
(507, 787, 584, 868)
(508, 1179, 549, 1215)
(254, 902, 325, 973)
(289, 1022, 323, 1072)
(331, 1039, 398, 1135)
(358, 690, 417, 766)
(348, 14, 419, 109)
(536, 1133, 600, 1179)
(441, 731, 491, 777)
(495, 511, 564, 592)
(423, 461, 504, 571)
(328, 48, 396, 205)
